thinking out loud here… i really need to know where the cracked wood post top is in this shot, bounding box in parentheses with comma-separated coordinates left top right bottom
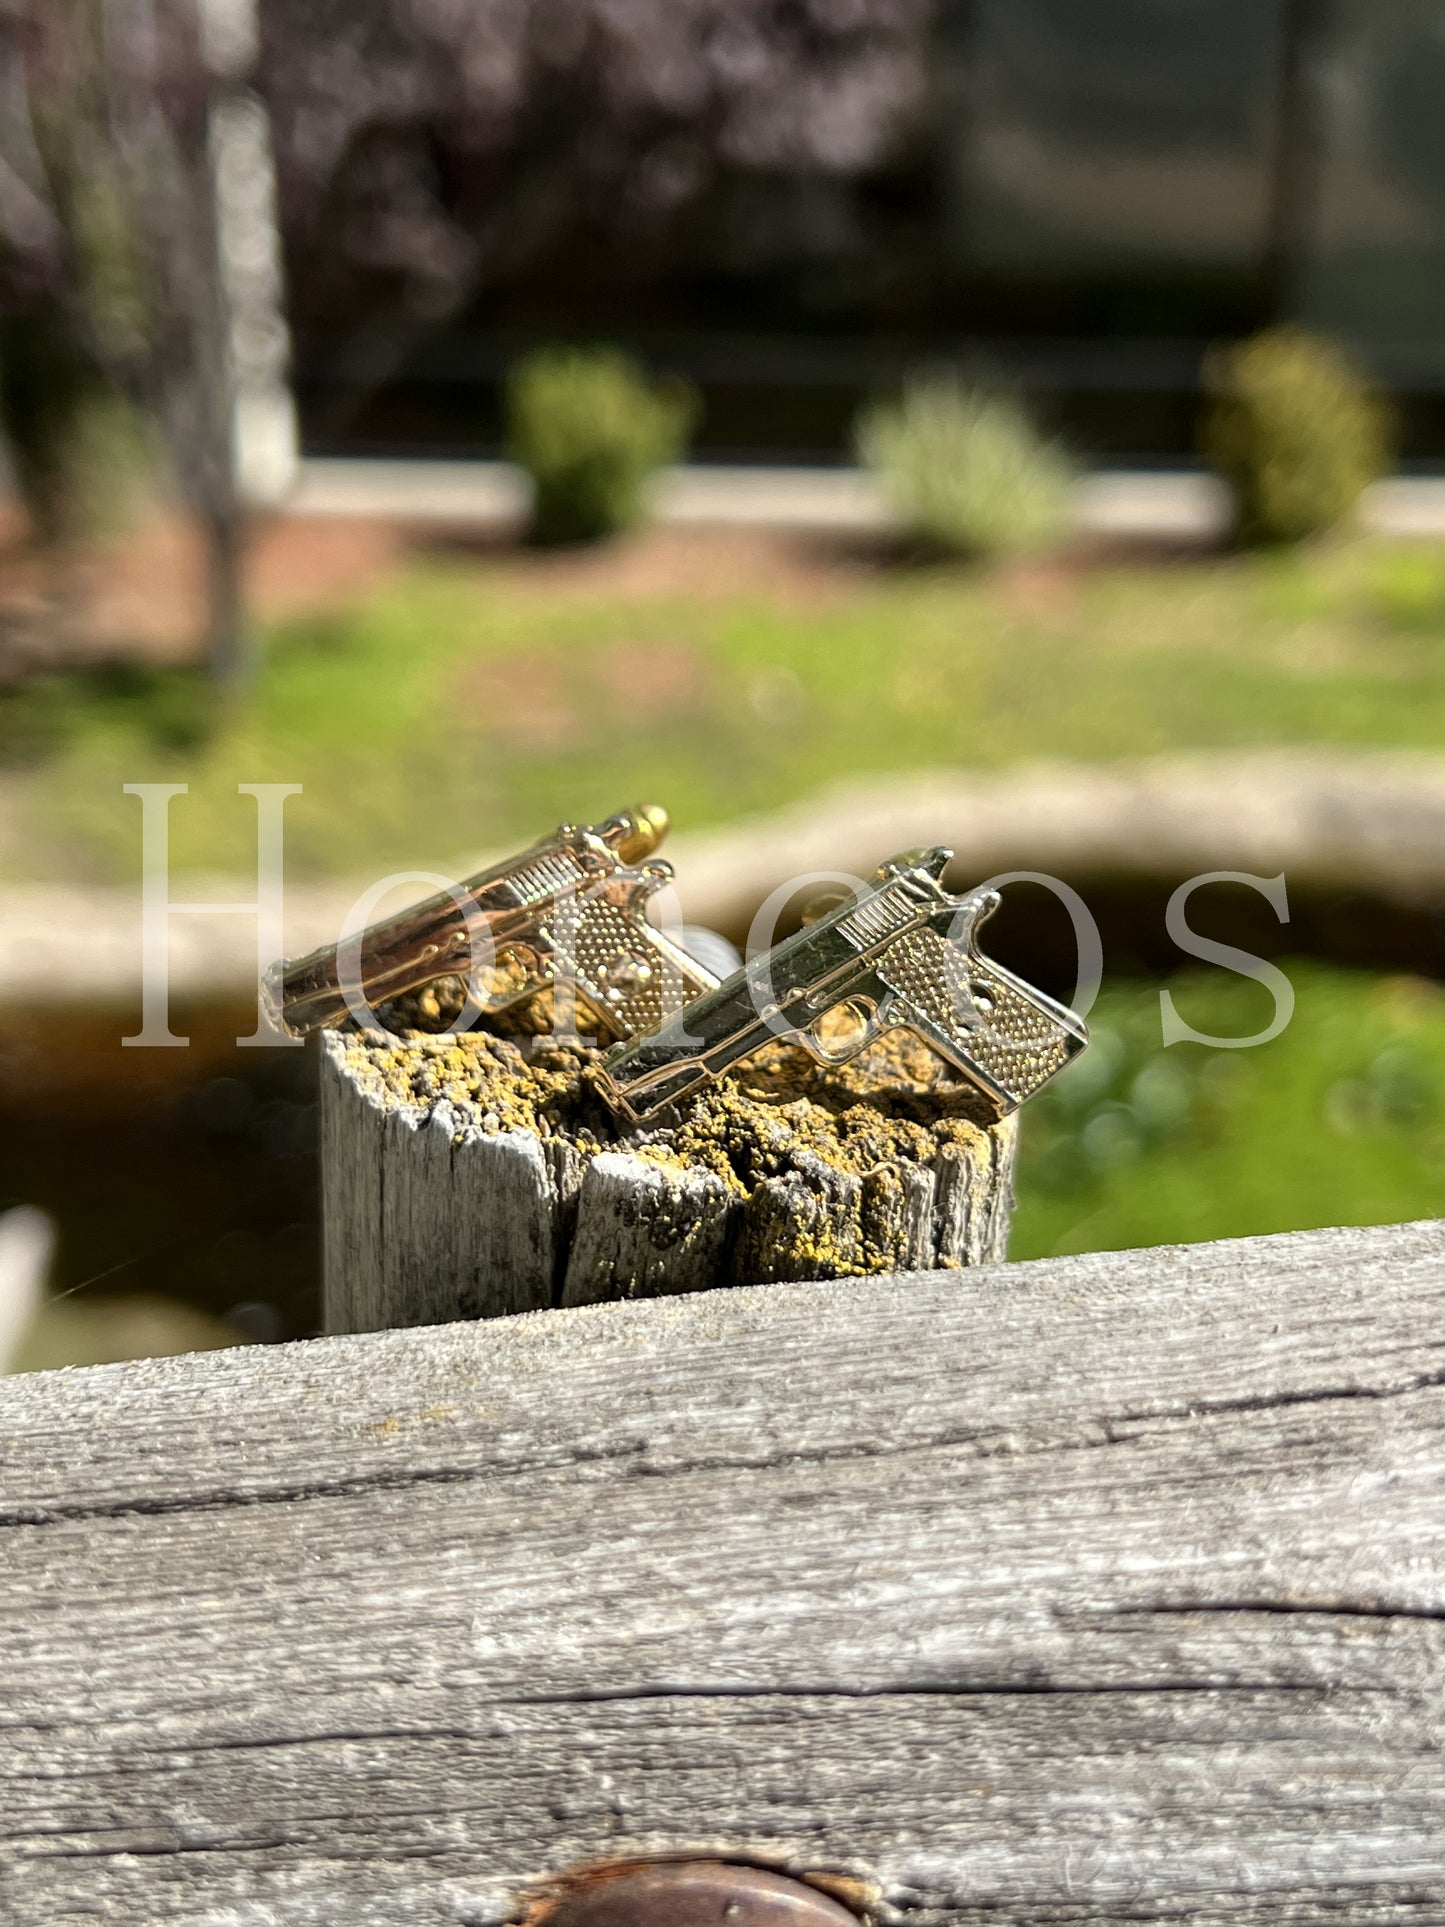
(3, 1218, 1445, 1924)
(319, 1029, 1017, 1334)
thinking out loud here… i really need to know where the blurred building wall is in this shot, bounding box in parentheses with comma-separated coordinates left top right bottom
(1303, 1, 1445, 368)
(282, 0, 1445, 460)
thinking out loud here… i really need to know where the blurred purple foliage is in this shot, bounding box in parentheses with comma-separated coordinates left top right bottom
(0, 1, 210, 326)
(0, 0, 934, 546)
(259, 0, 933, 330)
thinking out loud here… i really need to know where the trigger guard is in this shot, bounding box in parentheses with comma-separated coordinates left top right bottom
(802, 995, 892, 1065)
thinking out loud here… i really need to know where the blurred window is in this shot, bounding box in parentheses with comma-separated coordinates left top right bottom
(940, 0, 1288, 334)
(1300, 0, 1445, 369)
(289, 0, 1445, 455)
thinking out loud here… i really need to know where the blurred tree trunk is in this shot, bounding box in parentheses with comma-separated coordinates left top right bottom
(0, 310, 107, 657)
(189, 0, 296, 686)
(201, 496, 249, 690)
(0, 311, 92, 548)
(0, 0, 294, 688)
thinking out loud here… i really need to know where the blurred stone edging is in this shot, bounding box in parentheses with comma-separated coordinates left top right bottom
(4, 749, 1445, 1007)
(291, 460, 1445, 540)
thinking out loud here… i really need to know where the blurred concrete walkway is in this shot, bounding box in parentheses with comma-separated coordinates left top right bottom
(291, 460, 1445, 539)
(7, 749, 1445, 1008)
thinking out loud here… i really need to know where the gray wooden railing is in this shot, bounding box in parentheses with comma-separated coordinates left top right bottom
(4, 1218, 1445, 1924)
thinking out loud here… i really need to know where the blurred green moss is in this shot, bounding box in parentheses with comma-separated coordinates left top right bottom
(0, 663, 216, 769)
(7, 535, 1445, 885)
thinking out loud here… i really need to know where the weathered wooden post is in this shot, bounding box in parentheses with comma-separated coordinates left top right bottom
(320, 1024, 1017, 1335)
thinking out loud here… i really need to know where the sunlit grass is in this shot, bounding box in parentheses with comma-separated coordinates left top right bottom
(5, 534, 1445, 882)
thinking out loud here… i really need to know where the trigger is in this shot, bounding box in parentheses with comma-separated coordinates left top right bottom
(806, 996, 886, 1063)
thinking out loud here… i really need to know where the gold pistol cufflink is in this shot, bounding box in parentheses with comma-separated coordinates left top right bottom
(264, 804, 719, 1041)
(598, 845, 1089, 1121)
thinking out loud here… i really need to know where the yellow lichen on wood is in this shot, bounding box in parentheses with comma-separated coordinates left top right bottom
(331, 1018, 1015, 1294)
(339, 1023, 998, 1199)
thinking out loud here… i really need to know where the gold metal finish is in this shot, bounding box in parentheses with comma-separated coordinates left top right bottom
(799, 887, 854, 927)
(608, 802, 669, 864)
(263, 807, 714, 1040)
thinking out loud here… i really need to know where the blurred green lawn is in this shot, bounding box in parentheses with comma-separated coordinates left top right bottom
(6, 958, 1442, 1375)
(6, 529, 1445, 1361)
(5, 534, 1445, 881)
(1011, 962, 1445, 1259)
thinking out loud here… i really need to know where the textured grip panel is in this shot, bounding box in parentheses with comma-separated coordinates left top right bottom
(958, 958, 1078, 1103)
(877, 926, 1077, 1105)
(567, 895, 704, 1038)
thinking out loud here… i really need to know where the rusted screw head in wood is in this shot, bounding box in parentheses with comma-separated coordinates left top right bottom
(529, 1859, 862, 1927)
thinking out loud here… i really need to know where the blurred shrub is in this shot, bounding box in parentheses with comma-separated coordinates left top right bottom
(1200, 327, 1390, 547)
(504, 346, 697, 544)
(856, 377, 1076, 559)
(0, 315, 156, 551)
